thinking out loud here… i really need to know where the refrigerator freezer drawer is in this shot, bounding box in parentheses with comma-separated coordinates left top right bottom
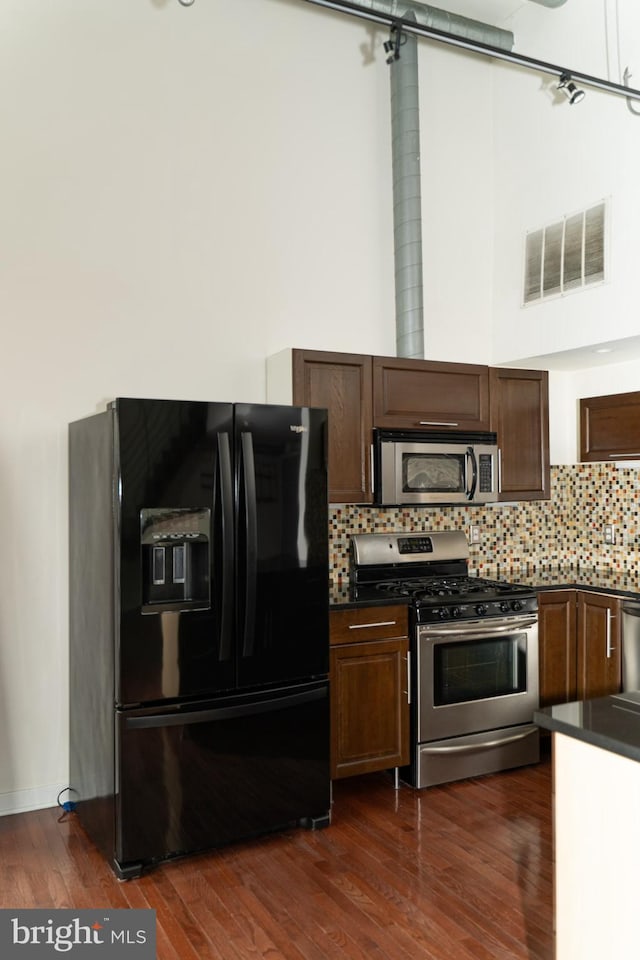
(114, 681, 330, 876)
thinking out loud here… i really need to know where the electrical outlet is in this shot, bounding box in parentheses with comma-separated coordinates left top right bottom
(469, 525, 481, 544)
(604, 524, 616, 545)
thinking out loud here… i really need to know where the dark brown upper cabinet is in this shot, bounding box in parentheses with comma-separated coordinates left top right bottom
(490, 367, 550, 501)
(281, 348, 550, 503)
(372, 357, 490, 431)
(291, 349, 373, 503)
(580, 391, 640, 462)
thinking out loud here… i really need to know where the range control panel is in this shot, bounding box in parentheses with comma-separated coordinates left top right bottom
(398, 536, 433, 555)
(416, 595, 538, 624)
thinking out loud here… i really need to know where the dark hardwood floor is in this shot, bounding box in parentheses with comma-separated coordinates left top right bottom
(0, 756, 553, 959)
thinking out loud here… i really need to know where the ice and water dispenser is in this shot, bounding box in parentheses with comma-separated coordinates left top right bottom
(140, 507, 210, 612)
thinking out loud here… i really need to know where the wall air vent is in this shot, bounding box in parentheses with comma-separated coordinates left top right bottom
(523, 200, 607, 305)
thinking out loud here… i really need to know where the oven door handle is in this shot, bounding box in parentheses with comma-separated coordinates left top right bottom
(421, 615, 538, 639)
(421, 727, 537, 755)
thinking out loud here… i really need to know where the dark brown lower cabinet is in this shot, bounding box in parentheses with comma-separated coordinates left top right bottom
(538, 590, 621, 708)
(330, 605, 409, 780)
(538, 590, 577, 707)
(577, 591, 622, 700)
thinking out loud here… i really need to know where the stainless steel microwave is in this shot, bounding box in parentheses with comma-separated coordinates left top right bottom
(373, 430, 499, 506)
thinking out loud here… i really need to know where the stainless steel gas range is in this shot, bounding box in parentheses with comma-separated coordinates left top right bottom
(350, 531, 540, 788)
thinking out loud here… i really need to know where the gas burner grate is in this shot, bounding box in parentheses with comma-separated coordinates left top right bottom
(349, 531, 535, 611)
(371, 575, 531, 604)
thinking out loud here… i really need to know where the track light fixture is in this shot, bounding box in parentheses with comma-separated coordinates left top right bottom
(558, 73, 586, 105)
(384, 23, 406, 65)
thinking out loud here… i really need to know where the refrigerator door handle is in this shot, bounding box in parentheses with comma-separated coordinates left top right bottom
(217, 432, 234, 661)
(123, 686, 326, 730)
(240, 431, 258, 658)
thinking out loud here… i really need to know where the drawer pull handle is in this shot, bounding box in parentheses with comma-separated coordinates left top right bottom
(418, 420, 458, 427)
(606, 608, 616, 658)
(348, 620, 397, 630)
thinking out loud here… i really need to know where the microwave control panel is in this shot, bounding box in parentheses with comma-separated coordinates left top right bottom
(478, 454, 494, 492)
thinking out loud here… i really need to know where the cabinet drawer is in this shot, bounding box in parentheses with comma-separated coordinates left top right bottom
(330, 605, 408, 646)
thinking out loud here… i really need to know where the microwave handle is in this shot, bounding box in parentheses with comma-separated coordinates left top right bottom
(466, 446, 477, 500)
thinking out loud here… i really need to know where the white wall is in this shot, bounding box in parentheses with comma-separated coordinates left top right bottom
(490, 10, 640, 363)
(2, 0, 639, 812)
(484, 0, 640, 463)
(417, 44, 496, 364)
(494, 81, 640, 363)
(551, 357, 640, 464)
(548, 369, 577, 465)
(0, 0, 404, 813)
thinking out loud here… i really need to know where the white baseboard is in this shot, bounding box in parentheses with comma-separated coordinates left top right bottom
(0, 783, 67, 817)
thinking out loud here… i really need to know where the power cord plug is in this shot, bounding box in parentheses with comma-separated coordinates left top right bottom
(57, 787, 78, 822)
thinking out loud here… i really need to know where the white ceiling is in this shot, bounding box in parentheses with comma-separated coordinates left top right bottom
(498, 336, 640, 372)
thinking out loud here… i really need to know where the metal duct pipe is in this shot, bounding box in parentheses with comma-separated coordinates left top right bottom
(390, 16, 423, 359)
(384, 5, 513, 358)
(353, 1, 514, 49)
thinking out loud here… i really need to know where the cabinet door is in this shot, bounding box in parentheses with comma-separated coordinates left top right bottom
(580, 391, 640, 462)
(292, 349, 373, 504)
(538, 590, 577, 707)
(372, 356, 490, 431)
(490, 367, 549, 501)
(330, 638, 409, 779)
(330, 605, 409, 780)
(577, 592, 622, 700)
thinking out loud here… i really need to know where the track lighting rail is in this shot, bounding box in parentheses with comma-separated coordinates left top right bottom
(301, 0, 640, 102)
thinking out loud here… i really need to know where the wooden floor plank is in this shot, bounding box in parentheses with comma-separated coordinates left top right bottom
(0, 757, 553, 959)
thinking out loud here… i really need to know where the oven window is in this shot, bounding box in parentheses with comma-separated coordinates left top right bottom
(433, 636, 527, 706)
(402, 453, 465, 494)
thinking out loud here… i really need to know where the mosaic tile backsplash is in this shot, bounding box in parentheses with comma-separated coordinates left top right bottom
(329, 463, 640, 586)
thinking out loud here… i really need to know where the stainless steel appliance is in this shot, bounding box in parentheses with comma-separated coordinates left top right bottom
(350, 531, 539, 788)
(621, 600, 640, 691)
(373, 430, 499, 506)
(69, 398, 330, 879)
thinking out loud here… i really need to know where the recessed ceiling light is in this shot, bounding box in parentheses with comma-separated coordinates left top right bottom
(595, 347, 613, 354)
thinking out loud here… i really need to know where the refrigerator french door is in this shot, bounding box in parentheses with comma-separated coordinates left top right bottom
(69, 398, 330, 878)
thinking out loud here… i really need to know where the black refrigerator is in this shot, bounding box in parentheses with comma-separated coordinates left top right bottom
(69, 398, 330, 879)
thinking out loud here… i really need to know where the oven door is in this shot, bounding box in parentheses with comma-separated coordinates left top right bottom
(417, 615, 539, 743)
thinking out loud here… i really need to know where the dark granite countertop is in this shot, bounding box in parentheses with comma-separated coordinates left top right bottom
(329, 582, 405, 609)
(535, 693, 640, 764)
(501, 565, 640, 597)
(330, 565, 640, 610)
